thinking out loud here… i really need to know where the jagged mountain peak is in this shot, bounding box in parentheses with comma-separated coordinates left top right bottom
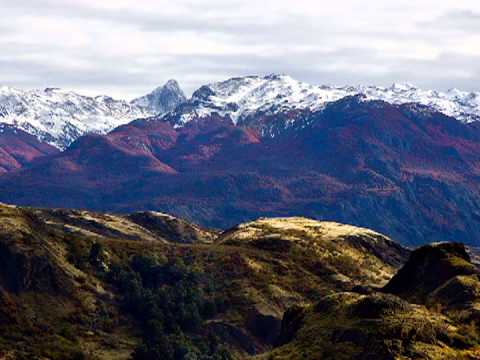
(164, 78, 182, 89)
(131, 79, 186, 115)
(149, 79, 183, 95)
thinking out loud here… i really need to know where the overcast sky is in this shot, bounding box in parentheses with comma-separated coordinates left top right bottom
(1, 0, 480, 99)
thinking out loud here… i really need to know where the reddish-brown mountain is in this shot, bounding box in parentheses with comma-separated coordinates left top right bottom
(1, 97, 480, 246)
(0, 124, 59, 174)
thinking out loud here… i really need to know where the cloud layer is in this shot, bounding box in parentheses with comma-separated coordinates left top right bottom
(1, 0, 479, 98)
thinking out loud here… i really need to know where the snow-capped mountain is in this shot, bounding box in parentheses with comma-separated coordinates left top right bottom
(169, 74, 480, 126)
(0, 80, 185, 149)
(3, 74, 480, 149)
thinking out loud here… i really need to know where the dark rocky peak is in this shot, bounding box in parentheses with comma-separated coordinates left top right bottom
(384, 242, 478, 302)
(191, 85, 216, 102)
(131, 79, 187, 114)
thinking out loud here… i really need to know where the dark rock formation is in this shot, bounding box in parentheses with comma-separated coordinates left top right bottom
(384, 242, 478, 302)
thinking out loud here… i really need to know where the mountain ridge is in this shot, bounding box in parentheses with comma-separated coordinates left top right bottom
(0, 80, 186, 149)
(162, 74, 480, 129)
(2, 74, 480, 150)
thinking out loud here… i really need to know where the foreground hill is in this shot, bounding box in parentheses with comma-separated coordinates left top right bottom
(262, 242, 480, 359)
(2, 204, 480, 359)
(0, 203, 409, 359)
(3, 96, 480, 245)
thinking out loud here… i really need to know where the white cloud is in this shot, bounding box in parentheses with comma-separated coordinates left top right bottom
(0, 0, 479, 98)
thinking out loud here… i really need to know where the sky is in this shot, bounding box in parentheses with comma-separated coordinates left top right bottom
(1, 0, 480, 99)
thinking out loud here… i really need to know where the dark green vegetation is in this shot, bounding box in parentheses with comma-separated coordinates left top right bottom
(0, 204, 479, 359)
(109, 255, 231, 359)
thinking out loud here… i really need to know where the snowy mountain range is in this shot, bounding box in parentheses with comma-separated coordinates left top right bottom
(0, 80, 185, 149)
(170, 74, 480, 126)
(1, 74, 480, 149)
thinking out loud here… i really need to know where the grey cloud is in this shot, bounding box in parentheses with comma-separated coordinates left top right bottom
(3, 42, 480, 97)
(422, 10, 480, 33)
(1, 0, 279, 36)
(0, 0, 479, 97)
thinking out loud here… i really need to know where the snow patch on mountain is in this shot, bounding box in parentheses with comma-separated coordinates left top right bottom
(172, 74, 480, 125)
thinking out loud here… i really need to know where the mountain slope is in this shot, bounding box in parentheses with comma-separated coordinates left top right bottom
(0, 124, 59, 174)
(2, 97, 480, 245)
(0, 80, 185, 149)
